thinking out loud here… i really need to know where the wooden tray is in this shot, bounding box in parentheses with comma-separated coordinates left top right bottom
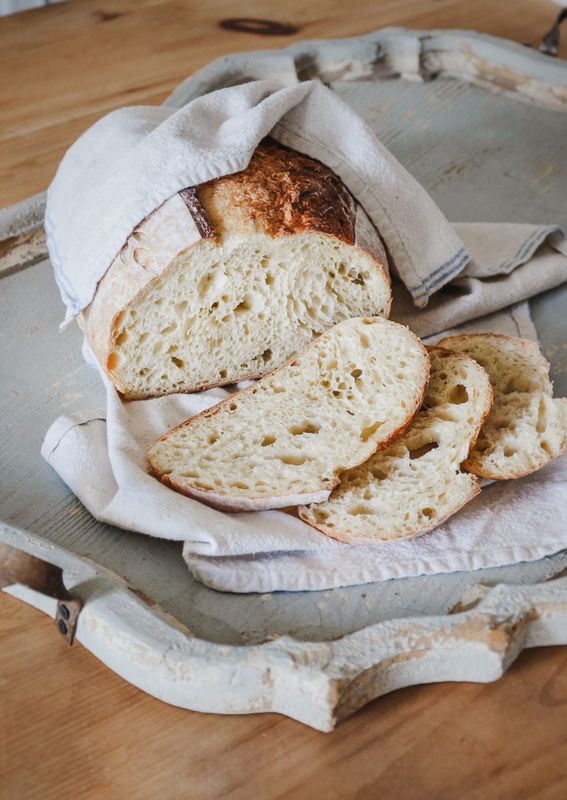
(1, 28, 567, 732)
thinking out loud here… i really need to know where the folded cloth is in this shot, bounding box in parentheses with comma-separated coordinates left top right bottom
(46, 79, 466, 321)
(41, 78, 567, 593)
(46, 79, 567, 326)
(41, 301, 567, 592)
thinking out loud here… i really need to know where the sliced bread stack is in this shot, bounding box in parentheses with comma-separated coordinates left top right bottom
(298, 347, 492, 543)
(148, 321, 567, 542)
(147, 317, 429, 512)
(438, 334, 567, 479)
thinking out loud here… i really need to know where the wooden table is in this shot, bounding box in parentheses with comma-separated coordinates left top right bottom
(1, 2, 567, 798)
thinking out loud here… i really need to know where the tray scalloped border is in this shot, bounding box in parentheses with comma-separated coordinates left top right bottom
(3, 522, 567, 732)
(2, 27, 567, 731)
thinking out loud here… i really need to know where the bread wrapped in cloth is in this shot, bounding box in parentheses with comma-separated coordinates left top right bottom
(80, 138, 391, 399)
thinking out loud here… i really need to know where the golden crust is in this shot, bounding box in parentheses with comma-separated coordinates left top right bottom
(196, 137, 357, 243)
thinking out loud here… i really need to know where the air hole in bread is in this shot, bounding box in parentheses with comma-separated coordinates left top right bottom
(350, 504, 372, 516)
(208, 433, 219, 445)
(138, 332, 149, 344)
(409, 441, 439, 460)
(421, 507, 435, 519)
(272, 386, 285, 394)
(359, 333, 370, 349)
(171, 356, 184, 369)
(360, 421, 383, 442)
(262, 348, 272, 363)
(351, 369, 363, 379)
(503, 377, 522, 394)
(503, 446, 517, 457)
(235, 298, 251, 314)
(448, 384, 469, 404)
(278, 455, 309, 466)
(289, 422, 321, 436)
(174, 300, 188, 316)
(115, 330, 127, 346)
(107, 352, 118, 370)
(219, 369, 227, 379)
(261, 435, 276, 447)
(536, 397, 547, 433)
(371, 467, 387, 480)
(265, 273, 274, 285)
(541, 440, 553, 456)
(232, 482, 250, 490)
(228, 402, 237, 411)
(198, 274, 213, 297)
(160, 323, 177, 335)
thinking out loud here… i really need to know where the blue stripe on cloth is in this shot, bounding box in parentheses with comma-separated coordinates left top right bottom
(408, 247, 467, 293)
(497, 227, 555, 274)
(411, 250, 470, 302)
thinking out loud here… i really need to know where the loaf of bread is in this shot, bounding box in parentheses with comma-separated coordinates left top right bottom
(298, 347, 493, 543)
(437, 333, 567, 479)
(147, 317, 429, 512)
(80, 138, 391, 399)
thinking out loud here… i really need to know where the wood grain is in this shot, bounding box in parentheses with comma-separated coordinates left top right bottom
(2, 592, 567, 800)
(0, 0, 565, 208)
(2, 1, 567, 797)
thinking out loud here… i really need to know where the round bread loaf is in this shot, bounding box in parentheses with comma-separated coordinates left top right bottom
(80, 138, 391, 399)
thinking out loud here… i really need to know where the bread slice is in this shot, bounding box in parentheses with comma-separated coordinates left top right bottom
(437, 333, 567, 479)
(80, 138, 391, 399)
(147, 317, 429, 512)
(298, 347, 493, 543)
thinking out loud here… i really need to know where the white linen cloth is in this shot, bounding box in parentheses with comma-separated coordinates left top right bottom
(42, 79, 567, 593)
(41, 300, 567, 593)
(46, 78, 529, 322)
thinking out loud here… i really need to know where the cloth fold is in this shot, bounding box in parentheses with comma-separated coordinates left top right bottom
(47, 79, 468, 322)
(41, 79, 567, 593)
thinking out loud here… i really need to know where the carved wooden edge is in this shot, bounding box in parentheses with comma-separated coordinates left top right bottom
(165, 27, 567, 111)
(0, 542, 81, 645)
(0, 191, 47, 280)
(2, 522, 567, 732)
(2, 28, 565, 283)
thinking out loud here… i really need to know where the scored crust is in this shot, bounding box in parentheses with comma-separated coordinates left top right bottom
(79, 137, 390, 398)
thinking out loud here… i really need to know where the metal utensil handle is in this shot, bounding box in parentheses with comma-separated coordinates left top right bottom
(539, 7, 567, 57)
(0, 542, 81, 645)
